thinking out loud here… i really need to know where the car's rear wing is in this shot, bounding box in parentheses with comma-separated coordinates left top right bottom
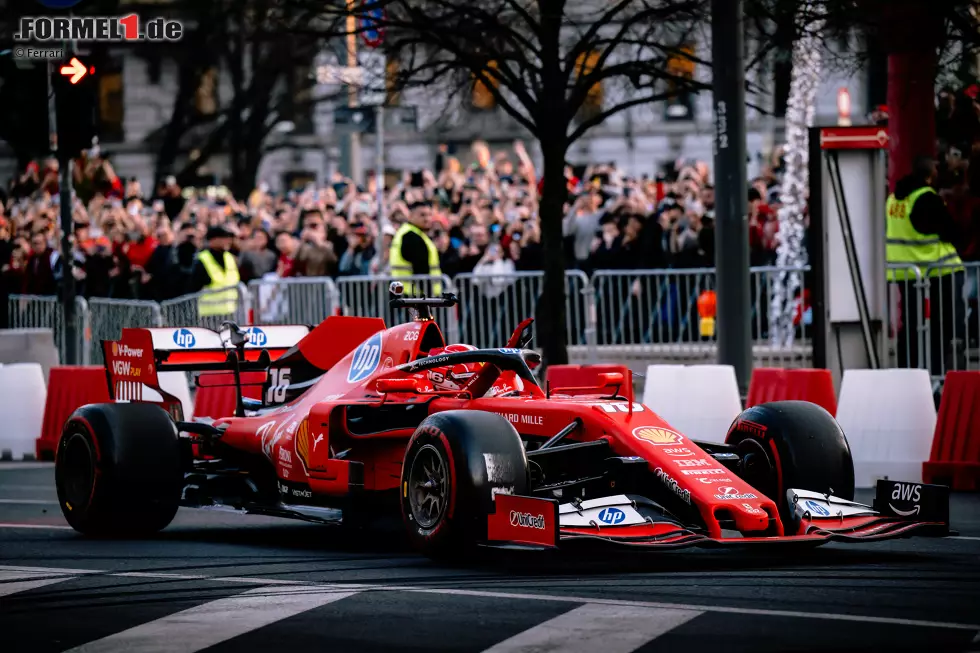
(102, 324, 310, 419)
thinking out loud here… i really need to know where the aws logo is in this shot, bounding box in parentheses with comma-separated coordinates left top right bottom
(632, 426, 683, 445)
(35, 0, 86, 8)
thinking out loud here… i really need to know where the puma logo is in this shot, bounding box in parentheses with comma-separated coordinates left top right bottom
(312, 434, 324, 451)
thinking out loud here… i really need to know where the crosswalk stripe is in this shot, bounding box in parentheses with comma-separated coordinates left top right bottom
(480, 602, 702, 653)
(0, 567, 92, 598)
(63, 585, 361, 653)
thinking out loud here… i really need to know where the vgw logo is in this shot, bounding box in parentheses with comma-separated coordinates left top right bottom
(347, 332, 382, 383)
(173, 328, 196, 348)
(245, 327, 267, 346)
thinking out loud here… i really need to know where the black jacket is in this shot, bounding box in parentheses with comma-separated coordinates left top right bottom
(894, 175, 958, 246)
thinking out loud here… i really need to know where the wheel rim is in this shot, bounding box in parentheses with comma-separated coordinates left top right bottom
(408, 444, 449, 529)
(60, 432, 95, 510)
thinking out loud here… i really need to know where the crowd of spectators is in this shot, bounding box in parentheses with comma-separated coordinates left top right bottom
(6, 84, 980, 310)
(0, 139, 790, 306)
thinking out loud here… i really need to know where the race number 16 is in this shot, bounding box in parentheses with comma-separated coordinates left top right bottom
(267, 367, 291, 403)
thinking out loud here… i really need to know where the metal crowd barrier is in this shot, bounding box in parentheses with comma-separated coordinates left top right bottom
(921, 261, 980, 378)
(454, 270, 593, 355)
(86, 298, 163, 365)
(335, 274, 459, 343)
(589, 267, 813, 367)
(159, 284, 251, 332)
(248, 277, 339, 326)
(6, 295, 89, 365)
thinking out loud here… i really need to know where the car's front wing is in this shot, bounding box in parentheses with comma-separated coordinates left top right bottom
(484, 482, 952, 550)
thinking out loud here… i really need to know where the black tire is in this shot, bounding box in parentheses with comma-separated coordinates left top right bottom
(56, 403, 182, 536)
(725, 400, 855, 527)
(400, 410, 529, 559)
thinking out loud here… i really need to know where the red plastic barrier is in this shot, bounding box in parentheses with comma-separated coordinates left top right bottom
(192, 371, 265, 420)
(745, 368, 838, 416)
(545, 364, 631, 390)
(37, 366, 111, 461)
(923, 371, 980, 490)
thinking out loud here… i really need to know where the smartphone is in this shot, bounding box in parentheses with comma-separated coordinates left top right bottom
(410, 171, 425, 187)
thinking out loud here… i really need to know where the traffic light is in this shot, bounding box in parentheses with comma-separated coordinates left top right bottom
(52, 58, 98, 159)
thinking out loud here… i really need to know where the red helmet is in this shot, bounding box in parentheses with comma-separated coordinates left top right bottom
(426, 344, 482, 391)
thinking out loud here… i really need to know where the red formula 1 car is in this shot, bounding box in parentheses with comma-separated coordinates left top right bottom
(55, 285, 951, 557)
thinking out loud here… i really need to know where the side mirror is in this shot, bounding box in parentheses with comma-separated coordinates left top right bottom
(597, 372, 624, 387)
(377, 378, 419, 394)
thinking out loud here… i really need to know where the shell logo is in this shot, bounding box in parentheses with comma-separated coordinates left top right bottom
(632, 426, 683, 445)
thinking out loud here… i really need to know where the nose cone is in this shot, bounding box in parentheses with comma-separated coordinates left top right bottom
(730, 501, 774, 533)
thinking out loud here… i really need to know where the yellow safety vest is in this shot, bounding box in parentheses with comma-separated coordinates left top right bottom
(885, 186, 963, 281)
(389, 223, 442, 296)
(197, 250, 240, 316)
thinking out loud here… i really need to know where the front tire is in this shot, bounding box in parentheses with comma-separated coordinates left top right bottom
(56, 403, 182, 536)
(400, 410, 529, 559)
(725, 400, 854, 528)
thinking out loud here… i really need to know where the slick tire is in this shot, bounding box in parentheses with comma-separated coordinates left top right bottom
(725, 400, 855, 528)
(400, 410, 529, 560)
(56, 403, 182, 537)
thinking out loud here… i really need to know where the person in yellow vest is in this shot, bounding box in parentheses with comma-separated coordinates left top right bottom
(389, 201, 442, 297)
(191, 225, 241, 317)
(886, 155, 964, 375)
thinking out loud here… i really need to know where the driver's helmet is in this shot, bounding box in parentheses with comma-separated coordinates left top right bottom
(426, 344, 482, 391)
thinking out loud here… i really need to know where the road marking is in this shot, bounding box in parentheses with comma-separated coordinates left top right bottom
(3, 564, 980, 633)
(0, 484, 56, 490)
(114, 571, 307, 586)
(0, 523, 72, 530)
(63, 585, 361, 653)
(0, 499, 59, 505)
(0, 463, 54, 471)
(0, 566, 98, 598)
(950, 536, 980, 542)
(481, 603, 700, 653)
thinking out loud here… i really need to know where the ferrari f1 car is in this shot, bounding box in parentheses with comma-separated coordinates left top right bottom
(55, 284, 951, 557)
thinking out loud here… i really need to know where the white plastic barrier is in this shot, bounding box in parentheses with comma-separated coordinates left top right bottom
(835, 369, 936, 488)
(642, 364, 742, 444)
(158, 372, 194, 421)
(0, 363, 47, 460)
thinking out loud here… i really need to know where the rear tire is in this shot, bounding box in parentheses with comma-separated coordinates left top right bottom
(725, 400, 855, 528)
(56, 403, 182, 536)
(400, 410, 528, 559)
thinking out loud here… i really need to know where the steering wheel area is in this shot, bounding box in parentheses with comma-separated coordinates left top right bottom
(398, 348, 542, 400)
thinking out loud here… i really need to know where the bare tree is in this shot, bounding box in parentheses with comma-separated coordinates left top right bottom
(309, 0, 706, 366)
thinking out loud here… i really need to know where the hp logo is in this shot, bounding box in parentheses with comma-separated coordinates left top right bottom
(597, 507, 626, 525)
(245, 327, 267, 346)
(173, 328, 196, 348)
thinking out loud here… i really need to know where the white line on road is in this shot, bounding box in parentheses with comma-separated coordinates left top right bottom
(0, 463, 54, 471)
(1, 565, 978, 633)
(62, 585, 361, 653)
(0, 523, 71, 530)
(950, 536, 980, 542)
(0, 566, 99, 598)
(481, 603, 700, 653)
(0, 499, 59, 505)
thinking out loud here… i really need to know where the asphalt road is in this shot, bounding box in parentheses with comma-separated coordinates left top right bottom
(1, 463, 979, 653)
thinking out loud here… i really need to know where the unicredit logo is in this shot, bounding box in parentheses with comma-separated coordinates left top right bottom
(509, 510, 545, 529)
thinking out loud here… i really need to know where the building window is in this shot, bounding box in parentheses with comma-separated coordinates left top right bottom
(288, 62, 314, 134)
(471, 60, 498, 111)
(664, 43, 695, 121)
(194, 67, 219, 116)
(97, 59, 124, 142)
(575, 50, 603, 122)
(386, 57, 401, 106)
